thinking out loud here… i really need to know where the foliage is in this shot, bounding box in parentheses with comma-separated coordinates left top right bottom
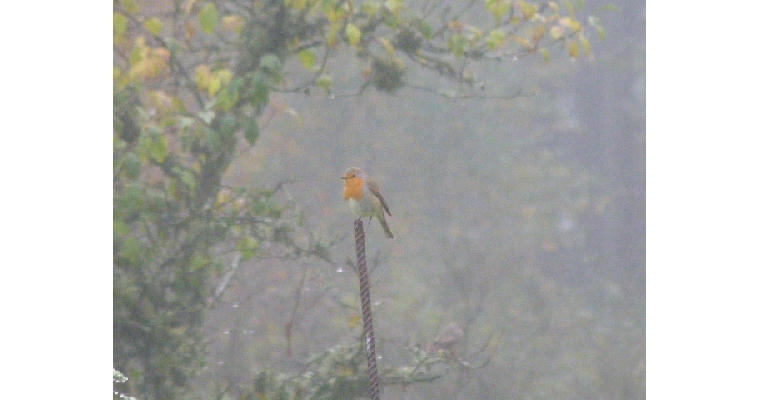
(113, 0, 600, 398)
(223, 341, 476, 399)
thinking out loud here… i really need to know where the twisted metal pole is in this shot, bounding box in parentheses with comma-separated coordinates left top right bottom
(354, 218, 380, 400)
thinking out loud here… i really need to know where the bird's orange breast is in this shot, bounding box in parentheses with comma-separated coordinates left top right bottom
(343, 177, 365, 201)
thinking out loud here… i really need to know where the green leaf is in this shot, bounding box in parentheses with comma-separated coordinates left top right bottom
(346, 23, 361, 47)
(142, 127, 168, 163)
(242, 116, 260, 145)
(122, 183, 145, 210)
(120, 237, 144, 265)
(151, 135, 168, 163)
(518, 0, 537, 19)
(316, 75, 333, 92)
(260, 54, 282, 71)
(217, 78, 241, 111)
(418, 20, 434, 39)
(114, 12, 128, 37)
(385, 0, 403, 14)
(486, 30, 506, 50)
(190, 254, 212, 271)
(218, 112, 238, 137)
(237, 236, 259, 260)
(259, 54, 283, 82)
(122, 152, 142, 178)
(121, 0, 140, 14)
(205, 126, 221, 152)
(248, 72, 270, 108)
(485, 0, 512, 23)
(199, 3, 219, 34)
(449, 34, 466, 58)
(173, 167, 197, 190)
(298, 49, 317, 71)
(216, 68, 233, 85)
(113, 219, 130, 237)
(144, 17, 164, 36)
(361, 1, 381, 17)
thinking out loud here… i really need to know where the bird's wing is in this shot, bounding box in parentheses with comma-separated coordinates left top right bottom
(367, 179, 391, 216)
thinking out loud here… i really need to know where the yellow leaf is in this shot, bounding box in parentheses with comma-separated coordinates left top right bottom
(144, 17, 163, 36)
(184, 0, 199, 14)
(222, 15, 244, 34)
(550, 25, 564, 40)
(385, 0, 403, 14)
(121, 0, 140, 14)
(208, 75, 222, 96)
(362, 1, 381, 18)
(568, 40, 579, 58)
(114, 12, 128, 41)
(216, 187, 233, 206)
(532, 25, 545, 43)
(559, 17, 582, 33)
(377, 37, 394, 55)
(466, 26, 483, 40)
(548, 1, 560, 14)
(287, 0, 308, 10)
(216, 69, 233, 86)
(130, 37, 148, 64)
(114, 67, 129, 88)
(199, 2, 219, 34)
(346, 22, 361, 47)
(518, 0, 537, 20)
(147, 90, 173, 114)
(327, 8, 345, 23)
(327, 24, 340, 47)
(486, 30, 506, 49)
(298, 49, 318, 70)
(233, 198, 246, 212)
(579, 31, 591, 55)
(195, 64, 212, 90)
(485, 0, 512, 23)
(128, 46, 169, 82)
(563, 0, 575, 17)
(316, 75, 333, 92)
(152, 47, 170, 63)
(511, 35, 533, 50)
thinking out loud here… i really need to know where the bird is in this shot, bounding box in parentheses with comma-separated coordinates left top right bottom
(427, 323, 465, 356)
(342, 167, 394, 239)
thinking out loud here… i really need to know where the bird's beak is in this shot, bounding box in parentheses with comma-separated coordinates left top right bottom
(340, 176, 346, 180)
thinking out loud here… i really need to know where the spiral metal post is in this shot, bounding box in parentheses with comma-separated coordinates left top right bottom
(354, 218, 380, 400)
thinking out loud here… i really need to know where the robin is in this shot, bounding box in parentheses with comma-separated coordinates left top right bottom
(342, 167, 394, 239)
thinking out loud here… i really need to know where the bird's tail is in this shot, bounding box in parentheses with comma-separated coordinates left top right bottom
(379, 215, 394, 239)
